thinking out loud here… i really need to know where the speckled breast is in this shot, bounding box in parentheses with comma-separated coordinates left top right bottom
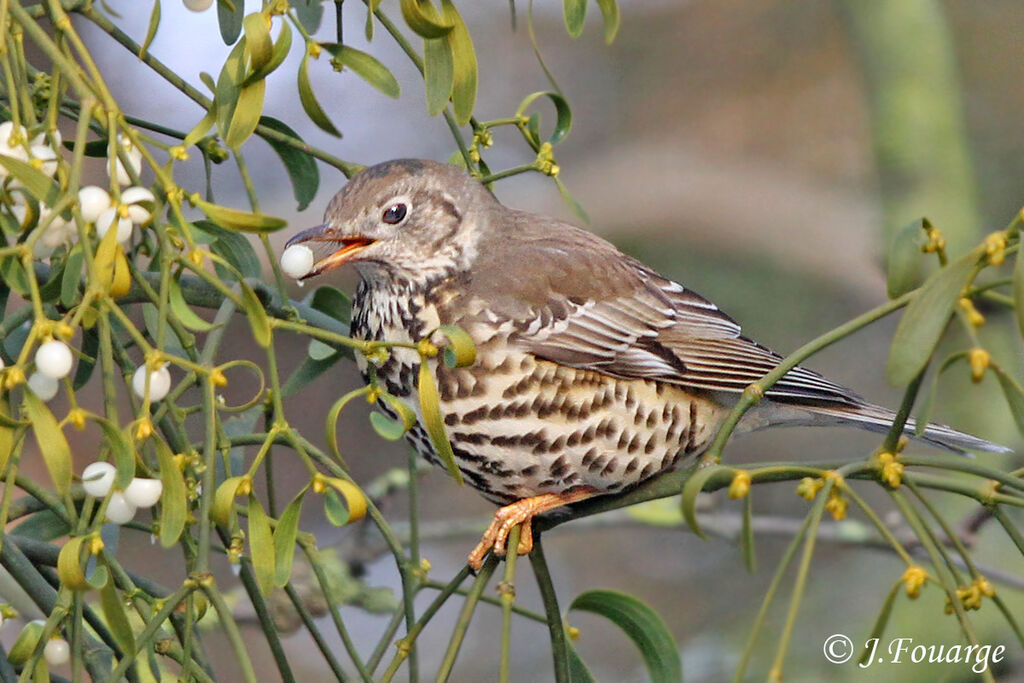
(351, 280, 726, 505)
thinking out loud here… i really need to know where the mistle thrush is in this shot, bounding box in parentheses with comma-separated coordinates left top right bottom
(285, 159, 1008, 570)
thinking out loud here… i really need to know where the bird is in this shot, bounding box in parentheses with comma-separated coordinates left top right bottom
(285, 158, 1009, 571)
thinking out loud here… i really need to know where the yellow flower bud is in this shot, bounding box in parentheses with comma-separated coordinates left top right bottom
(311, 473, 327, 495)
(189, 249, 205, 266)
(3, 366, 25, 390)
(825, 488, 847, 521)
(210, 368, 228, 387)
(959, 297, 985, 328)
(968, 348, 990, 383)
(169, 146, 189, 161)
(56, 323, 74, 339)
(902, 565, 928, 598)
(727, 469, 751, 499)
(68, 408, 87, 430)
(976, 576, 994, 598)
(796, 477, 823, 501)
(88, 535, 105, 555)
(236, 477, 252, 496)
(135, 419, 153, 440)
(567, 625, 580, 642)
(983, 232, 1007, 266)
(875, 452, 904, 488)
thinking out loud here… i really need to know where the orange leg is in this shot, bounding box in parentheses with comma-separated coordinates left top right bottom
(468, 489, 597, 571)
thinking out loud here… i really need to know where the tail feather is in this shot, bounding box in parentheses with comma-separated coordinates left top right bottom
(801, 402, 1011, 455)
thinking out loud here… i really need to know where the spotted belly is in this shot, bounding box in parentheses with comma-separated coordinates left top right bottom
(352, 286, 725, 505)
(431, 348, 726, 504)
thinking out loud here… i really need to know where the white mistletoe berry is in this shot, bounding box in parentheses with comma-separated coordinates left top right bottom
(78, 186, 112, 223)
(280, 244, 314, 279)
(95, 206, 133, 243)
(27, 372, 59, 401)
(82, 462, 116, 498)
(120, 186, 156, 224)
(183, 0, 214, 11)
(124, 478, 163, 508)
(35, 340, 73, 379)
(132, 364, 171, 401)
(109, 135, 142, 186)
(105, 492, 137, 524)
(43, 638, 70, 667)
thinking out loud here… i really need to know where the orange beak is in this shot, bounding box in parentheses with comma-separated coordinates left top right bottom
(285, 224, 375, 278)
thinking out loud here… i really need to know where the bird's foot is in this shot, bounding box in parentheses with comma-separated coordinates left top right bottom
(467, 489, 596, 571)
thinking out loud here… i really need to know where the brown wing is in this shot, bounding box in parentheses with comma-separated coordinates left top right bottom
(462, 211, 861, 407)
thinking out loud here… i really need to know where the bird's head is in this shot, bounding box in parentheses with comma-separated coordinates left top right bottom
(286, 159, 496, 283)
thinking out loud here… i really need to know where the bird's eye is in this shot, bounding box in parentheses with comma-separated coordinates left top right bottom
(382, 203, 407, 225)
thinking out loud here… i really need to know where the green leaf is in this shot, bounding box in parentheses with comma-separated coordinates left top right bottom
(323, 477, 367, 525)
(441, 0, 477, 125)
(99, 571, 136, 656)
(93, 417, 134, 490)
(437, 323, 476, 368)
(7, 620, 44, 665)
(569, 589, 681, 683)
(72, 327, 99, 391)
(217, 0, 244, 44)
(517, 91, 573, 145)
(212, 476, 247, 527)
(169, 278, 215, 331)
(194, 197, 287, 233)
(992, 363, 1024, 435)
(1014, 246, 1024, 339)
(423, 36, 454, 116)
(239, 281, 271, 347)
(247, 494, 276, 596)
(195, 219, 262, 279)
(0, 155, 61, 207)
(309, 284, 351, 323)
(595, 0, 620, 44)
(323, 488, 350, 527)
(293, 0, 324, 33)
(62, 137, 108, 158)
(273, 491, 304, 586)
(256, 116, 319, 211)
(24, 390, 72, 497)
(369, 412, 408, 440)
(0, 255, 29, 297)
(155, 439, 188, 547)
(417, 360, 464, 485)
(225, 79, 266, 150)
(680, 463, 726, 540)
(38, 256, 66, 303)
(12, 509, 71, 542)
(887, 218, 928, 299)
(298, 51, 342, 137)
(140, 0, 161, 58)
(400, 0, 454, 38)
(307, 339, 336, 361)
(555, 177, 589, 225)
(282, 353, 342, 397)
(57, 536, 91, 591)
(242, 12, 273, 74)
(60, 242, 85, 307)
(321, 43, 401, 99)
(563, 0, 586, 38)
(568, 643, 597, 683)
(887, 248, 982, 386)
(913, 352, 965, 436)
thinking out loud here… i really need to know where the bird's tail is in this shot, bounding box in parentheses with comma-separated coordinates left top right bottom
(737, 399, 1011, 455)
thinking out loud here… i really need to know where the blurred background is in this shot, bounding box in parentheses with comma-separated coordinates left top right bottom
(13, 0, 1023, 680)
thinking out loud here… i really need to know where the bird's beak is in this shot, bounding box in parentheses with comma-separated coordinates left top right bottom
(285, 224, 376, 278)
